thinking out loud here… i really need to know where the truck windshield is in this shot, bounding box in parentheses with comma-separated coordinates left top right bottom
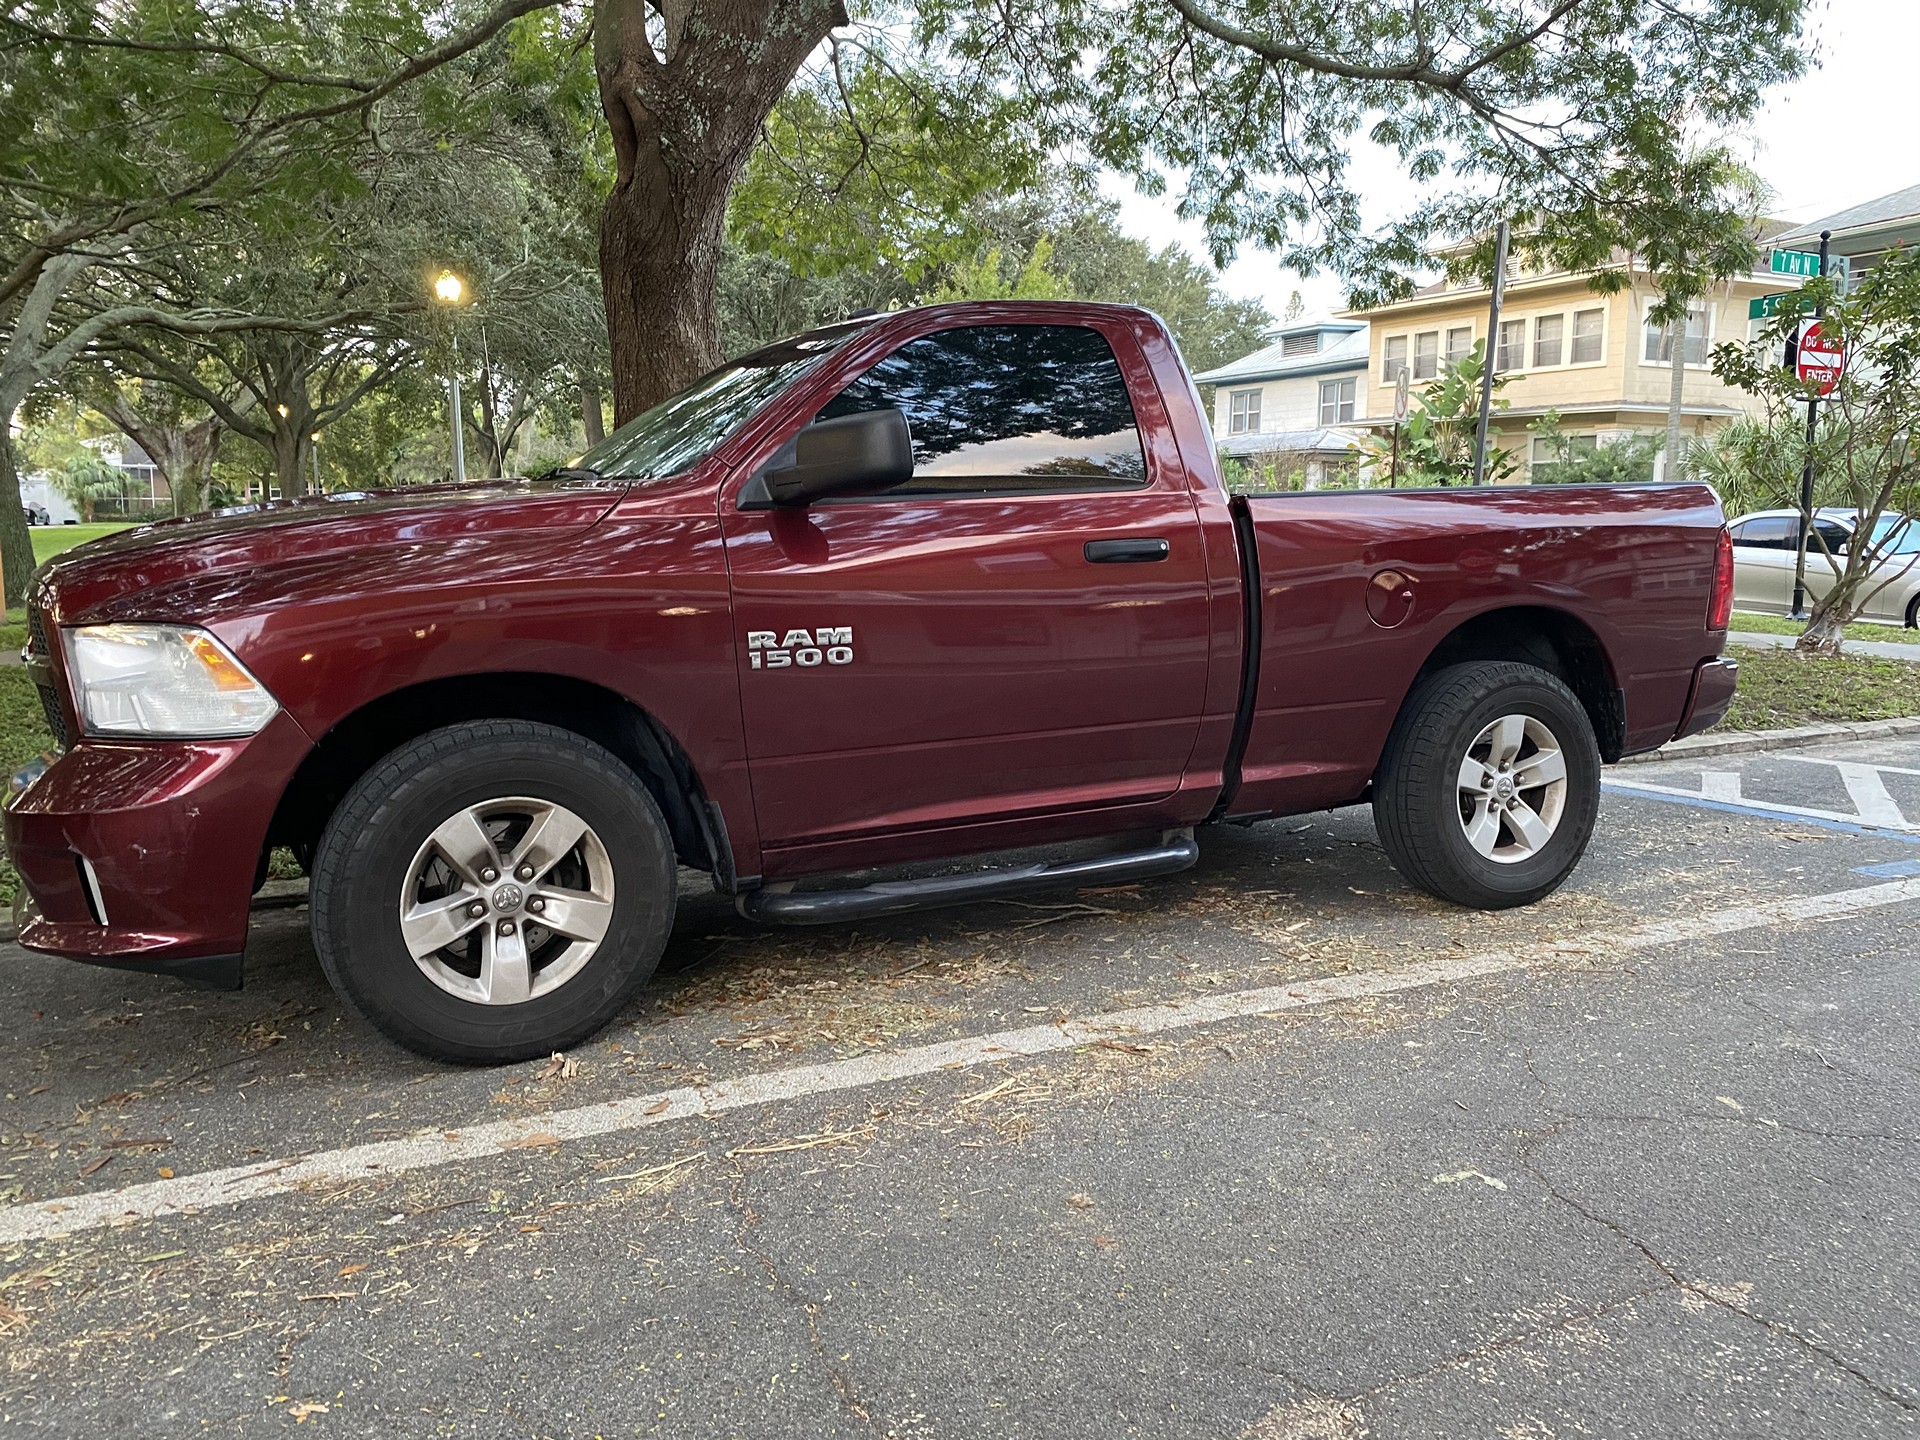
(577, 319, 873, 481)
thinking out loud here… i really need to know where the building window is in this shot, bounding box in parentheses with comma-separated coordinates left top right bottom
(1229, 388, 1261, 434)
(1282, 332, 1319, 357)
(1496, 319, 1527, 372)
(1318, 377, 1356, 425)
(1412, 331, 1439, 380)
(1571, 308, 1604, 364)
(1445, 327, 1473, 364)
(1533, 314, 1564, 368)
(1643, 303, 1710, 365)
(1383, 335, 1408, 382)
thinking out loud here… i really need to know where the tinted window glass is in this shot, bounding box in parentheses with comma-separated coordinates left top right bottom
(817, 325, 1148, 494)
(579, 321, 870, 480)
(1732, 517, 1794, 549)
(1808, 520, 1852, 553)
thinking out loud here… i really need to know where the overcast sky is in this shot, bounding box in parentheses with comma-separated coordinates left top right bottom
(1106, 0, 1917, 321)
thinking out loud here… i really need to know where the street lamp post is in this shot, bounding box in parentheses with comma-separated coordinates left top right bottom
(433, 270, 468, 483)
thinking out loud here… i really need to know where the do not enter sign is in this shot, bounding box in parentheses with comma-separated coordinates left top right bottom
(1796, 320, 1845, 395)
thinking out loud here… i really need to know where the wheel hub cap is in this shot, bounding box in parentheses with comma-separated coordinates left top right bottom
(1456, 714, 1569, 865)
(398, 796, 615, 1006)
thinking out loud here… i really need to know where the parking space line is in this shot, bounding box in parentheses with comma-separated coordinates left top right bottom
(1832, 763, 1911, 829)
(1605, 778, 1920, 836)
(6, 875, 1920, 1247)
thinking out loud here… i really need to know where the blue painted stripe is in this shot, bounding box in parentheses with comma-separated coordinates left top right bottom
(1601, 781, 1920, 845)
(1853, 859, 1920, 878)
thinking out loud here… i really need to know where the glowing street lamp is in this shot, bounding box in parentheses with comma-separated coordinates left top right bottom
(431, 269, 469, 481)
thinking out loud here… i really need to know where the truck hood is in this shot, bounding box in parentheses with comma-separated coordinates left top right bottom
(33, 478, 628, 626)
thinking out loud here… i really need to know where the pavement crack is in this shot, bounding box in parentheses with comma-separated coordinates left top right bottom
(726, 1168, 885, 1435)
(1519, 1155, 1916, 1412)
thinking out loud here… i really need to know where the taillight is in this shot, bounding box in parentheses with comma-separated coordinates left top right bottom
(1708, 526, 1734, 632)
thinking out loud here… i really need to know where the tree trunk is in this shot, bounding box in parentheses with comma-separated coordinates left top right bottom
(267, 424, 310, 498)
(580, 375, 605, 446)
(1796, 599, 1846, 656)
(1665, 312, 1687, 483)
(592, 0, 844, 424)
(600, 180, 732, 424)
(0, 416, 38, 608)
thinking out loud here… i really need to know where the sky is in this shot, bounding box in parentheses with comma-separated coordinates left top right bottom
(1105, 0, 1919, 322)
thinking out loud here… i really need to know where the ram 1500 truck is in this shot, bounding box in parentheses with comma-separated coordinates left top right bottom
(6, 302, 1738, 1061)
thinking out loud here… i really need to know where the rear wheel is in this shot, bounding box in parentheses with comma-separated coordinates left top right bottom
(311, 720, 676, 1063)
(1373, 661, 1600, 909)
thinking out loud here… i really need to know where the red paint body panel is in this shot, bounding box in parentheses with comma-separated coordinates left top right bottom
(1, 301, 1730, 982)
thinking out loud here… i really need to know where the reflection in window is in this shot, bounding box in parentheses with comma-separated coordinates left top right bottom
(818, 325, 1148, 493)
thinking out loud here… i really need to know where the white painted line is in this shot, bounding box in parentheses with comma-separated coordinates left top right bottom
(1701, 770, 1744, 802)
(6, 876, 1920, 1246)
(1833, 763, 1910, 829)
(1607, 775, 1916, 830)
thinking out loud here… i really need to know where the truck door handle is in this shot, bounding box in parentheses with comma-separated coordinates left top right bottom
(1084, 538, 1170, 564)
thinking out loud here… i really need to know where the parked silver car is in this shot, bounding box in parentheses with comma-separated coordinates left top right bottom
(1727, 509, 1920, 626)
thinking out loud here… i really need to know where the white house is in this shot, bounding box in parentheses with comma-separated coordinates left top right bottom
(1191, 319, 1370, 486)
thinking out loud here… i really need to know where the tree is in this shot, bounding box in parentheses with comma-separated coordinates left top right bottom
(0, 0, 557, 600)
(1545, 145, 1770, 482)
(1359, 342, 1517, 487)
(591, 0, 1807, 420)
(1713, 248, 1920, 654)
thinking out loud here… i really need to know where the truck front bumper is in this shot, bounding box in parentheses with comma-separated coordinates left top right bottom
(2, 713, 312, 989)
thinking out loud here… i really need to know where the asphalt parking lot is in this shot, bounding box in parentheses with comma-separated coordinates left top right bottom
(3, 737, 1918, 1438)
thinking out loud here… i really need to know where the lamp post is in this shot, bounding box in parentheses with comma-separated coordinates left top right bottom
(309, 432, 321, 492)
(432, 270, 468, 482)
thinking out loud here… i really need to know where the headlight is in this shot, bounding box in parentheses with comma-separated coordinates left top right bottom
(63, 624, 280, 738)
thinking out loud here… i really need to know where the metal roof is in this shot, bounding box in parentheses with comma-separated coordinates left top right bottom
(1775, 182, 1920, 247)
(1194, 324, 1370, 385)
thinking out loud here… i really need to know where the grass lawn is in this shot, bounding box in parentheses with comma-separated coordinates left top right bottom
(1730, 609, 1919, 646)
(0, 666, 56, 905)
(1723, 646, 1920, 731)
(31, 521, 135, 566)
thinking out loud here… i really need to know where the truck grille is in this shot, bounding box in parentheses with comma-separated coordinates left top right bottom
(25, 605, 70, 749)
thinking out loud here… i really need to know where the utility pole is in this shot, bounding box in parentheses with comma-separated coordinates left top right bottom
(1472, 221, 1509, 487)
(1789, 229, 1831, 620)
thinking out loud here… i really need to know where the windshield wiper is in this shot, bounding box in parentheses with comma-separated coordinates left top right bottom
(529, 464, 603, 483)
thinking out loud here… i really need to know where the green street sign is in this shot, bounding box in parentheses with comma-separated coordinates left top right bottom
(1749, 292, 1796, 320)
(1770, 248, 1850, 280)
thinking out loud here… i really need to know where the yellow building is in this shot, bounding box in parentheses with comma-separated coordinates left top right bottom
(1345, 250, 1794, 482)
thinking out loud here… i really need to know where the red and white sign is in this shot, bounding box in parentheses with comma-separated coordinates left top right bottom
(1796, 320, 1845, 396)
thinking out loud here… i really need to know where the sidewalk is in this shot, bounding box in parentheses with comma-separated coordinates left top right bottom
(1727, 629, 1920, 661)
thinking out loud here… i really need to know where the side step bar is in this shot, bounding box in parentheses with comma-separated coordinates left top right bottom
(737, 829, 1199, 926)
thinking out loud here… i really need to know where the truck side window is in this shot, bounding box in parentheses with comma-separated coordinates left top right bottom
(817, 324, 1149, 495)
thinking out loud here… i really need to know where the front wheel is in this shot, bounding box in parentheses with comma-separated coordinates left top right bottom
(310, 720, 676, 1063)
(1372, 661, 1601, 910)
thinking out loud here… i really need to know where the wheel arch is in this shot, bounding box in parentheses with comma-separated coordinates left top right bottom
(1409, 606, 1624, 762)
(265, 673, 731, 888)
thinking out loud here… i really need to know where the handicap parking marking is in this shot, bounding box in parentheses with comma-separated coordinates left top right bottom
(1607, 749, 1920, 836)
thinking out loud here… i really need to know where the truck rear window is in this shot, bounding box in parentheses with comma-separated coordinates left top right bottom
(817, 324, 1149, 495)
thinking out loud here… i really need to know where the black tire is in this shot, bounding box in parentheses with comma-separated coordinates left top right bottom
(1906, 594, 1918, 630)
(310, 720, 676, 1063)
(1372, 661, 1600, 910)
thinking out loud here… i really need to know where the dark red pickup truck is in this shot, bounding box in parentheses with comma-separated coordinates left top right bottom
(7, 301, 1737, 1061)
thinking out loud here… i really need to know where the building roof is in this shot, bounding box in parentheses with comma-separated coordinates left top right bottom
(1215, 427, 1365, 457)
(1775, 183, 1920, 249)
(1193, 321, 1369, 385)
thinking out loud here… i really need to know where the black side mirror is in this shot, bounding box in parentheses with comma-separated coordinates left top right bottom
(764, 408, 913, 506)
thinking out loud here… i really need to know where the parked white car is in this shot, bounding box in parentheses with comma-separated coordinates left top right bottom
(1727, 509, 1920, 626)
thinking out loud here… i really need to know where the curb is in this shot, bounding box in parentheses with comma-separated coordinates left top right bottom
(1616, 715, 1920, 766)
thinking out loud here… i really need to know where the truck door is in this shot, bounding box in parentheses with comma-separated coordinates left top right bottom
(720, 320, 1211, 862)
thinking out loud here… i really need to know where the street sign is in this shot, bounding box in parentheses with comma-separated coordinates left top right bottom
(1771, 247, 1850, 281)
(1749, 291, 1796, 320)
(1392, 368, 1410, 422)
(1795, 319, 1845, 395)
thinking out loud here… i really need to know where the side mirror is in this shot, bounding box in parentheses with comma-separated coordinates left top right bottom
(763, 408, 913, 506)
